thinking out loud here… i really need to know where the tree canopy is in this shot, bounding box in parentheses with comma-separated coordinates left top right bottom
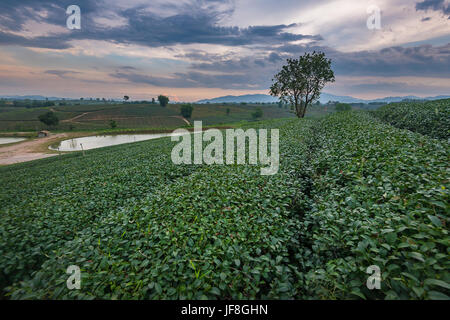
(270, 51, 335, 118)
(158, 95, 169, 107)
(38, 111, 59, 127)
(180, 104, 193, 119)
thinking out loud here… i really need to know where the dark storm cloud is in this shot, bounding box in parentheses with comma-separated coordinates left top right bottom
(0, 31, 71, 49)
(332, 44, 450, 77)
(44, 70, 81, 78)
(184, 43, 449, 79)
(416, 0, 450, 16)
(270, 43, 450, 78)
(110, 70, 271, 90)
(117, 66, 137, 71)
(0, 0, 320, 49)
(0, 0, 101, 31)
(1, 0, 448, 96)
(111, 43, 450, 90)
(97, 9, 316, 47)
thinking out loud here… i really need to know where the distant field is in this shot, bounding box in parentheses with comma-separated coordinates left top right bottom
(0, 103, 301, 132)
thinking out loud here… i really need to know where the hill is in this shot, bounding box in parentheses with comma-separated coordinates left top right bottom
(197, 93, 450, 104)
(1, 109, 448, 299)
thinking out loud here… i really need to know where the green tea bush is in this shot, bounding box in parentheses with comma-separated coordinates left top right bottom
(372, 99, 450, 140)
(293, 112, 449, 299)
(1, 119, 312, 299)
(0, 139, 199, 297)
(1, 113, 448, 300)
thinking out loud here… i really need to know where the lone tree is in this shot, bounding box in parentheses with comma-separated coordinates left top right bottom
(270, 51, 335, 118)
(38, 111, 59, 127)
(123, 95, 130, 102)
(180, 104, 193, 119)
(158, 95, 169, 107)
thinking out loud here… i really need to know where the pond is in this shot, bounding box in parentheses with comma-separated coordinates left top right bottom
(0, 137, 27, 145)
(49, 132, 190, 152)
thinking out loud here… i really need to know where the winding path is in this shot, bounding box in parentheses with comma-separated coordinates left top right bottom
(0, 133, 67, 165)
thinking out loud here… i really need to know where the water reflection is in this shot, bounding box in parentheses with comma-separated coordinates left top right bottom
(50, 132, 189, 152)
(0, 137, 26, 145)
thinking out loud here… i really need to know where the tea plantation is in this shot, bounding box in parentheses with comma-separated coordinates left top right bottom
(373, 99, 450, 140)
(0, 108, 448, 299)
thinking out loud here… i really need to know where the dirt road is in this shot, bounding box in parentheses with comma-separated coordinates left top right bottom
(0, 133, 68, 165)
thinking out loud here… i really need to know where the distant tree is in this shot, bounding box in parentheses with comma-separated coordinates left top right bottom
(251, 108, 263, 120)
(109, 120, 117, 129)
(180, 104, 193, 119)
(335, 103, 352, 112)
(158, 95, 169, 107)
(123, 96, 130, 102)
(226, 108, 230, 115)
(270, 51, 335, 118)
(151, 98, 156, 104)
(38, 111, 59, 127)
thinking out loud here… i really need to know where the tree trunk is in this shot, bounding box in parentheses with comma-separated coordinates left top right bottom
(295, 100, 305, 118)
(301, 102, 308, 118)
(294, 96, 300, 118)
(296, 101, 307, 118)
(296, 104, 301, 118)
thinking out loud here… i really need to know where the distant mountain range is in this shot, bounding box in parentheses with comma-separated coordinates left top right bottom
(2, 93, 449, 104)
(0, 95, 124, 102)
(0, 95, 65, 101)
(197, 93, 450, 104)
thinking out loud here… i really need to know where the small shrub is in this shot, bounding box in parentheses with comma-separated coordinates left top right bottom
(109, 120, 117, 129)
(38, 111, 59, 127)
(180, 104, 193, 119)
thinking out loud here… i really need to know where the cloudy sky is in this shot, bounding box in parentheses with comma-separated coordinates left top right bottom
(0, 0, 449, 101)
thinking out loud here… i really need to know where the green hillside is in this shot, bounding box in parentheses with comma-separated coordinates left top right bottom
(0, 103, 297, 132)
(1, 107, 448, 299)
(373, 99, 450, 140)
